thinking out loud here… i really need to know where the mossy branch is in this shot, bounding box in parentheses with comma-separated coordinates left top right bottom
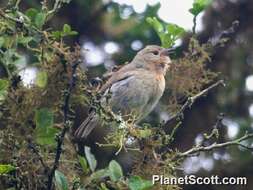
(174, 132, 253, 160)
(47, 55, 81, 190)
(163, 80, 225, 128)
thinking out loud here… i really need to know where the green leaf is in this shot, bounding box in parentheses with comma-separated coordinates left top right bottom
(189, 0, 212, 16)
(25, 8, 38, 20)
(78, 155, 89, 174)
(55, 170, 69, 190)
(167, 24, 185, 37)
(36, 126, 59, 145)
(18, 36, 33, 46)
(0, 164, 16, 175)
(51, 31, 62, 40)
(99, 183, 110, 190)
(90, 169, 110, 181)
(163, 23, 185, 47)
(13, 55, 27, 66)
(34, 108, 58, 145)
(25, 8, 47, 29)
(62, 24, 78, 36)
(146, 17, 163, 33)
(67, 31, 78, 36)
(128, 176, 153, 190)
(137, 129, 152, 138)
(35, 108, 53, 128)
(36, 71, 48, 88)
(108, 160, 123, 182)
(63, 24, 71, 33)
(1, 49, 21, 74)
(0, 79, 9, 102)
(51, 24, 78, 40)
(0, 37, 5, 48)
(84, 146, 97, 172)
(146, 17, 185, 48)
(35, 12, 46, 29)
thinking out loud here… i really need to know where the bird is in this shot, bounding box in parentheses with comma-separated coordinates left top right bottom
(74, 45, 172, 139)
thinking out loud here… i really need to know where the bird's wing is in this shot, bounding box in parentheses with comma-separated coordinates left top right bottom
(99, 64, 136, 93)
(106, 73, 151, 121)
(75, 67, 137, 139)
(74, 111, 98, 139)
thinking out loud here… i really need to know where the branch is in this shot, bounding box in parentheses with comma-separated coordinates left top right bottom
(202, 113, 224, 141)
(163, 80, 225, 128)
(47, 55, 81, 190)
(0, 8, 43, 34)
(0, 9, 23, 24)
(174, 132, 253, 160)
(192, 15, 197, 35)
(208, 20, 240, 49)
(47, 0, 71, 18)
(27, 140, 49, 172)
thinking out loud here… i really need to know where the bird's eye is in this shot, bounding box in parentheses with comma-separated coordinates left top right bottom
(151, 51, 159, 55)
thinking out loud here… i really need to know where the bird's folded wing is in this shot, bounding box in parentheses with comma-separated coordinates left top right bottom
(99, 65, 137, 93)
(74, 111, 97, 139)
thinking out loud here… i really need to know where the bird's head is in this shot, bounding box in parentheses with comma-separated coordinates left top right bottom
(132, 45, 173, 75)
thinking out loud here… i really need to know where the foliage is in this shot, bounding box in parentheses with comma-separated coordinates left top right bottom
(0, 0, 249, 190)
(128, 176, 153, 190)
(52, 24, 78, 40)
(35, 71, 48, 88)
(84, 146, 97, 172)
(0, 0, 209, 188)
(0, 164, 16, 175)
(0, 79, 9, 103)
(189, 0, 213, 16)
(78, 155, 89, 175)
(0, 0, 87, 189)
(146, 17, 185, 48)
(55, 170, 69, 190)
(34, 108, 58, 145)
(108, 160, 123, 182)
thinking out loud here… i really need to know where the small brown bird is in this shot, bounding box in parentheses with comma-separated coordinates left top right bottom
(75, 45, 172, 139)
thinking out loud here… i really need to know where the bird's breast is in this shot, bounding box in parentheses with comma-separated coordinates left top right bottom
(155, 74, 166, 93)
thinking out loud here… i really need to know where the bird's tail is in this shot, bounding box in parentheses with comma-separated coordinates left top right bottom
(74, 112, 97, 139)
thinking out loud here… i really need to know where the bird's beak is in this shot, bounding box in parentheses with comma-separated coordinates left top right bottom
(160, 47, 176, 56)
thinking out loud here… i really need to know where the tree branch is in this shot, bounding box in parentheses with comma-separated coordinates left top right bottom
(192, 15, 197, 35)
(208, 20, 240, 48)
(47, 0, 65, 18)
(27, 140, 49, 172)
(202, 113, 224, 141)
(174, 132, 253, 160)
(163, 80, 225, 128)
(0, 9, 23, 24)
(47, 54, 81, 190)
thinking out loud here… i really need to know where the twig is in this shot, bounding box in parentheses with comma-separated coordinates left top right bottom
(27, 140, 49, 172)
(14, 0, 21, 9)
(192, 15, 197, 35)
(161, 80, 225, 150)
(163, 80, 225, 128)
(208, 20, 240, 48)
(47, 0, 70, 18)
(115, 132, 125, 155)
(174, 132, 253, 160)
(203, 113, 224, 141)
(166, 122, 182, 144)
(47, 56, 81, 190)
(0, 9, 23, 24)
(0, 8, 43, 34)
